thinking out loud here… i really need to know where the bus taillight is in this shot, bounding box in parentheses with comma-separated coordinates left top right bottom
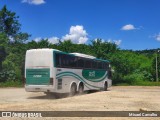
(50, 78, 54, 85)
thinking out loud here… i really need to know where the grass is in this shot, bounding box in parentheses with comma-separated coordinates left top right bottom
(1, 80, 160, 87)
(114, 81, 160, 86)
(0, 80, 23, 87)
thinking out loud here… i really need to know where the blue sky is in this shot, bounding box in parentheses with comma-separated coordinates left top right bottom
(0, 0, 160, 50)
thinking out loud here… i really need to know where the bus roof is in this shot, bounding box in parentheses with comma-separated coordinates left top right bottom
(27, 48, 60, 53)
(94, 58, 110, 62)
(70, 53, 96, 59)
(27, 48, 110, 63)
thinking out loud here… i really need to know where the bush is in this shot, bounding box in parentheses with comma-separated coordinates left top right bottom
(112, 72, 124, 84)
(123, 73, 145, 85)
(1, 53, 22, 82)
(0, 70, 16, 82)
(115, 81, 160, 86)
(0, 80, 23, 87)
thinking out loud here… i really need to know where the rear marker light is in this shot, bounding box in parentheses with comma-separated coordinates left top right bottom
(50, 78, 54, 85)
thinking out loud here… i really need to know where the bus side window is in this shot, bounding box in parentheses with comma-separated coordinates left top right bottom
(97, 61, 103, 69)
(103, 62, 109, 70)
(61, 54, 67, 67)
(92, 61, 97, 69)
(85, 59, 92, 69)
(69, 56, 77, 68)
(77, 57, 84, 68)
(102, 62, 105, 69)
(55, 53, 60, 67)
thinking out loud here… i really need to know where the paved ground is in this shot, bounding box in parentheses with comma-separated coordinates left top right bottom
(0, 86, 160, 120)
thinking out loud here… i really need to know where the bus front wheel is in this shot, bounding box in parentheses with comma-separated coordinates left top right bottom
(103, 82, 108, 91)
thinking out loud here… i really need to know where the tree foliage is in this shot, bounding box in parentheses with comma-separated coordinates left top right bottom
(0, 5, 20, 37)
(0, 5, 30, 82)
(0, 5, 30, 43)
(0, 33, 8, 71)
(90, 39, 118, 59)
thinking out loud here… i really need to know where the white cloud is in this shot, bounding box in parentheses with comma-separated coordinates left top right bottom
(22, 0, 45, 5)
(48, 37, 59, 44)
(9, 36, 14, 42)
(94, 38, 122, 46)
(62, 25, 88, 44)
(107, 39, 112, 43)
(33, 25, 88, 44)
(33, 37, 59, 44)
(154, 33, 160, 41)
(34, 37, 41, 42)
(121, 24, 136, 31)
(114, 40, 122, 46)
(107, 39, 122, 46)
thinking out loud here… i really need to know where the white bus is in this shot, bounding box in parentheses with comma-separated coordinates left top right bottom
(25, 49, 112, 95)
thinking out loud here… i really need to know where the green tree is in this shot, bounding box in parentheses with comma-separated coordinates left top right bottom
(90, 39, 118, 59)
(0, 5, 30, 43)
(0, 5, 20, 36)
(37, 39, 50, 48)
(110, 50, 153, 84)
(0, 5, 30, 82)
(151, 53, 160, 81)
(58, 40, 75, 52)
(0, 33, 8, 71)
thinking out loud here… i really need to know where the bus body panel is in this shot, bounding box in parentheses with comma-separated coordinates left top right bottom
(25, 49, 112, 93)
(26, 68, 50, 85)
(55, 68, 107, 93)
(25, 49, 56, 92)
(25, 67, 57, 92)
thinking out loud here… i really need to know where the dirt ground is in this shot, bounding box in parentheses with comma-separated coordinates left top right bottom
(0, 86, 160, 120)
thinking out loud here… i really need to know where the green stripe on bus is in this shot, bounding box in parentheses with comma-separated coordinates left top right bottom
(56, 73, 104, 89)
(56, 74, 101, 89)
(56, 71, 108, 82)
(56, 74, 92, 89)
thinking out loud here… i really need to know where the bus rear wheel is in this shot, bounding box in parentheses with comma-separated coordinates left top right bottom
(103, 82, 108, 91)
(70, 83, 77, 96)
(78, 83, 84, 95)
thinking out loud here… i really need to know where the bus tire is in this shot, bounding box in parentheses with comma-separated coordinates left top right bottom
(78, 82, 84, 95)
(103, 82, 108, 91)
(70, 83, 77, 96)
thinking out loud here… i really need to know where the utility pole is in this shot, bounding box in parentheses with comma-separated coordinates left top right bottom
(156, 50, 160, 82)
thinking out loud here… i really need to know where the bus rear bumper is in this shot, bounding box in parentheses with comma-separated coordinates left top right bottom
(25, 85, 54, 92)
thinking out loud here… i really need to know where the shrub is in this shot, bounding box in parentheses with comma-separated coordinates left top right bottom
(0, 70, 16, 82)
(123, 73, 145, 85)
(0, 80, 23, 87)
